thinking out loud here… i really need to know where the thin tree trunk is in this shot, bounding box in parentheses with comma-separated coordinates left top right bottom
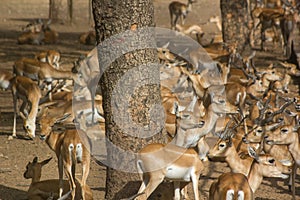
(49, 0, 61, 23)
(92, 0, 165, 199)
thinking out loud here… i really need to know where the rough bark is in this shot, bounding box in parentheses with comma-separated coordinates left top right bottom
(220, 0, 251, 51)
(92, 0, 165, 199)
(49, 0, 61, 22)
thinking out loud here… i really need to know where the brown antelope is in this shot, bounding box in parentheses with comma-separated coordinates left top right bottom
(17, 19, 58, 45)
(209, 15, 222, 32)
(173, 92, 238, 148)
(175, 24, 204, 43)
(38, 99, 104, 139)
(280, 5, 300, 57)
(209, 172, 254, 200)
(39, 127, 91, 200)
(14, 57, 85, 101)
(0, 69, 13, 90)
(169, 0, 196, 29)
(208, 135, 292, 193)
(10, 76, 41, 140)
(72, 47, 100, 123)
(35, 50, 61, 69)
(24, 156, 93, 200)
(79, 30, 96, 45)
(264, 123, 300, 199)
(135, 143, 204, 200)
(256, 7, 285, 51)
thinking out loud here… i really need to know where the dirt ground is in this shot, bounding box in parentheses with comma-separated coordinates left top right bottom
(0, 0, 299, 199)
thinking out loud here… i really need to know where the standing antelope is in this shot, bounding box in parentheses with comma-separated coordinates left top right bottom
(173, 92, 238, 148)
(209, 172, 254, 200)
(208, 126, 292, 193)
(265, 123, 300, 199)
(169, 0, 196, 29)
(72, 47, 100, 124)
(11, 76, 41, 140)
(135, 143, 204, 200)
(39, 126, 91, 200)
(23, 156, 93, 200)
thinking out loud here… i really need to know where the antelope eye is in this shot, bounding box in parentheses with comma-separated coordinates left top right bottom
(162, 50, 166, 54)
(182, 114, 190, 119)
(219, 99, 225, 104)
(269, 159, 275, 164)
(219, 143, 225, 148)
(281, 129, 288, 134)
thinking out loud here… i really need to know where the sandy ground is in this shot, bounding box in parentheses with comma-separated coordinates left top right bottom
(0, 0, 299, 199)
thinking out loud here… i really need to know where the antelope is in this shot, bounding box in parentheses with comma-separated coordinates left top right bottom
(264, 123, 300, 199)
(17, 19, 58, 45)
(175, 24, 204, 43)
(280, 5, 300, 57)
(38, 99, 104, 138)
(72, 47, 100, 123)
(24, 156, 93, 200)
(256, 7, 285, 51)
(173, 92, 238, 148)
(35, 50, 61, 69)
(169, 0, 196, 29)
(209, 172, 254, 200)
(79, 30, 96, 45)
(208, 135, 292, 193)
(39, 128, 91, 200)
(0, 69, 13, 90)
(209, 15, 222, 32)
(10, 76, 41, 140)
(14, 57, 85, 100)
(135, 143, 204, 200)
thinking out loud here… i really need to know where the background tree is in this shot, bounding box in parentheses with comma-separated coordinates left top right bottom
(220, 0, 251, 51)
(92, 0, 165, 199)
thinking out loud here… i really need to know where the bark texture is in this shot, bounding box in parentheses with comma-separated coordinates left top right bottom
(220, 0, 251, 51)
(92, 0, 165, 199)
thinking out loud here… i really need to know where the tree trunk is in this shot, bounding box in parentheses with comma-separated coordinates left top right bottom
(220, 0, 251, 51)
(92, 0, 165, 199)
(49, 0, 61, 23)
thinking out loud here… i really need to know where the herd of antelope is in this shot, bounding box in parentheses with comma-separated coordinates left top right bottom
(0, 0, 300, 199)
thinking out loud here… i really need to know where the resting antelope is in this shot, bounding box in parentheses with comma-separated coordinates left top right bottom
(17, 19, 58, 45)
(11, 76, 41, 140)
(169, 0, 196, 29)
(175, 24, 204, 43)
(0, 69, 13, 90)
(24, 156, 93, 200)
(35, 50, 61, 69)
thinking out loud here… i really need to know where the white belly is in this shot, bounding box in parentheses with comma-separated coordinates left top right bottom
(165, 165, 193, 182)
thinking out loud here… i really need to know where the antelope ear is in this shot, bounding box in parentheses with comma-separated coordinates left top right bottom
(256, 101, 264, 110)
(172, 101, 179, 116)
(33, 157, 38, 163)
(41, 157, 52, 166)
(293, 125, 300, 132)
(248, 146, 258, 160)
(55, 113, 71, 124)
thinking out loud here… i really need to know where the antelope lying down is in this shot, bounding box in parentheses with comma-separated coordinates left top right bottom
(23, 156, 93, 200)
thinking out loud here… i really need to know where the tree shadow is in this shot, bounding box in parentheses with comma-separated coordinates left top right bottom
(0, 184, 27, 200)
